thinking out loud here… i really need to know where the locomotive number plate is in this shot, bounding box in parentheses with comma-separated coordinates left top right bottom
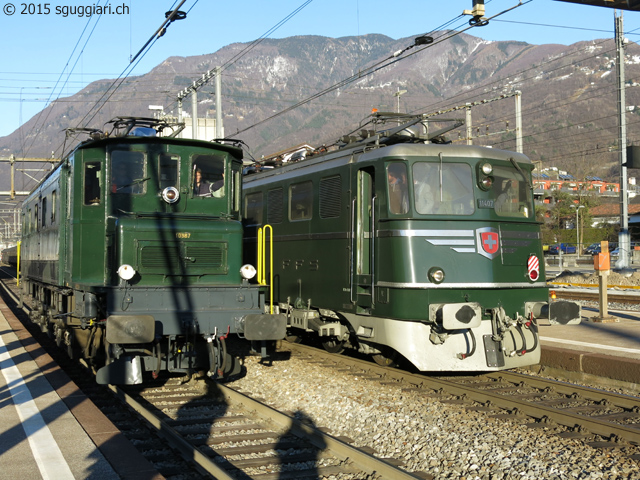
(176, 232, 191, 238)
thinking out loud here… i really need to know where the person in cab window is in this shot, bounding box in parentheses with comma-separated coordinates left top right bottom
(194, 169, 210, 196)
(495, 179, 517, 214)
(388, 166, 408, 214)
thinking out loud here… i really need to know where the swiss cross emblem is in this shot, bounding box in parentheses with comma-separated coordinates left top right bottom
(476, 227, 500, 259)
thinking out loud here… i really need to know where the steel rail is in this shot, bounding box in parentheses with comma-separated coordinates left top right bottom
(551, 288, 640, 305)
(0, 272, 424, 479)
(108, 384, 237, 480)
(220, 383, 425, 480)
(287, 343, 640, 446)
(489, 370, 640, 410)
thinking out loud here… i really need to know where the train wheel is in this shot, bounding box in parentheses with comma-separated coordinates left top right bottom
(321, 339, 345, 354)
(372, 350, 400, 368)
(285, 333, 302, 344)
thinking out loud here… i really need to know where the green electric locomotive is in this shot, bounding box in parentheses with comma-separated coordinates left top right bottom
(20, 117, 285, 384)
(243, 113, 579, 372)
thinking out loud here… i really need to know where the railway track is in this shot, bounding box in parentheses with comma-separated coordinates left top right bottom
(548, 285, 640, 305)
(0, 267, 427, 479)
(284, 343, 640, 462)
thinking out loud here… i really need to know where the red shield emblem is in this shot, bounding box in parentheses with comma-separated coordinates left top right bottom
(481, 232, 499, 255)
(476, 228, 500, 259)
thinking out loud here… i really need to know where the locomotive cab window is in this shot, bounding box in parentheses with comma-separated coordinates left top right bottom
(111, 150, 146, 194)
(492, 165, 533, 218)
(84, 162, 102, 205)
(192, 154, 225, 198)
(387, 163, 408, 214)
(412, 162, 474, 215)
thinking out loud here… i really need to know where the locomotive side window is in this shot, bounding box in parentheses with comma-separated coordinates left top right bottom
(159, 154, 179, 189)
(51, 190, 56, 224)
(387, 163, 408, 214)
(192, 154, 225, 197)
(41, 197, 47, 228)
(412, 162, 474, 215)
(267, 188, 283, 224)
(245, 192, 264, 226)
(319, 176, 341, 218)
(111, 150, 146, 194)
(84, 162, 102, 205)
(289, 181, 313, 221)
(493, 165, 532, 218)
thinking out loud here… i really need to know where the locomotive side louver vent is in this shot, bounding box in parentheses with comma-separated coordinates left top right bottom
(319, 175, 341, 218)
(267, 188, 284, 224)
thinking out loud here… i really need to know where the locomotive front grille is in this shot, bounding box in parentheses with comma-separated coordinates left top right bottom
(185, 245, 224, 267)
(141, 247, 181, 268)
(138, 242, 227, 274)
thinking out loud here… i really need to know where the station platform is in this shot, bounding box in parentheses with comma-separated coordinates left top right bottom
(0, 299, 162, 480)
(537, 306, 640, 389)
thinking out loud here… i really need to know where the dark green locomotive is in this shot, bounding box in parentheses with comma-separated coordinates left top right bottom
(243, 113, 579, 371)
(20, 117, 285, 384)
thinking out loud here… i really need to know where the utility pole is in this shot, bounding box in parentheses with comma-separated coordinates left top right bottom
(616, 10, 631, 270)
(176, 67, 224, 140)
(515, 90, 523, 154)
(216, 66, 222, 139)
(191, 83, 198, 140)
(466, 104, 472, 145)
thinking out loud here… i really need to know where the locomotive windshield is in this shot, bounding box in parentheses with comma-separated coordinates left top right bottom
(111, 150, 146, 194)
(192, 154, 225, 197)
(411, 162, 474, 215)
(492, 165, 533, 218)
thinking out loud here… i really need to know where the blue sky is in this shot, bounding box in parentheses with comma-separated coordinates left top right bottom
(0, 0, 637, 140)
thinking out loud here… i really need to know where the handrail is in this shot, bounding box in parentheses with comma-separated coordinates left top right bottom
(257, 225, 274, 314)
(257, 228, 264, 284)
(16, 241, 20, 287)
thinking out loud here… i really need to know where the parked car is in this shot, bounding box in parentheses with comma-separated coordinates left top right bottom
(585, 242, 618, 255)
(585, 243, 601, 255)
(549, 243, 577, 255)
(611, 243, 638, 257)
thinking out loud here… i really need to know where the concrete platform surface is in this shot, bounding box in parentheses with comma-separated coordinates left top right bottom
(538, 306, 640, 388)
(0, 299, 163, 480)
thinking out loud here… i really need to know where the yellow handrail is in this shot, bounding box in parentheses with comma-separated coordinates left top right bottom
(16, 241, 20, 287)
(257, 228, 264, 285)
(257, 225, 274, 314)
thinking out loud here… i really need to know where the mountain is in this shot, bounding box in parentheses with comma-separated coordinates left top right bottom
(1, 32, 638, 187)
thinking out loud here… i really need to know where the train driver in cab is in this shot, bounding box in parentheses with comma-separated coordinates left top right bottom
(193, 165, 224, 197)
(194, 168, 210, 195)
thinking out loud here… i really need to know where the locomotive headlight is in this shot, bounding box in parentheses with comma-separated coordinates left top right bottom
(481, 162, 493, 175)
(428, 267, 445, 284)
(117, 264, 136, 281)
(240, 264, 257, 280)
(162, 186, 180, 204)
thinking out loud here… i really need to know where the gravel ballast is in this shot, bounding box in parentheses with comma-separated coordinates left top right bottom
(230, 349, 640, 480)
